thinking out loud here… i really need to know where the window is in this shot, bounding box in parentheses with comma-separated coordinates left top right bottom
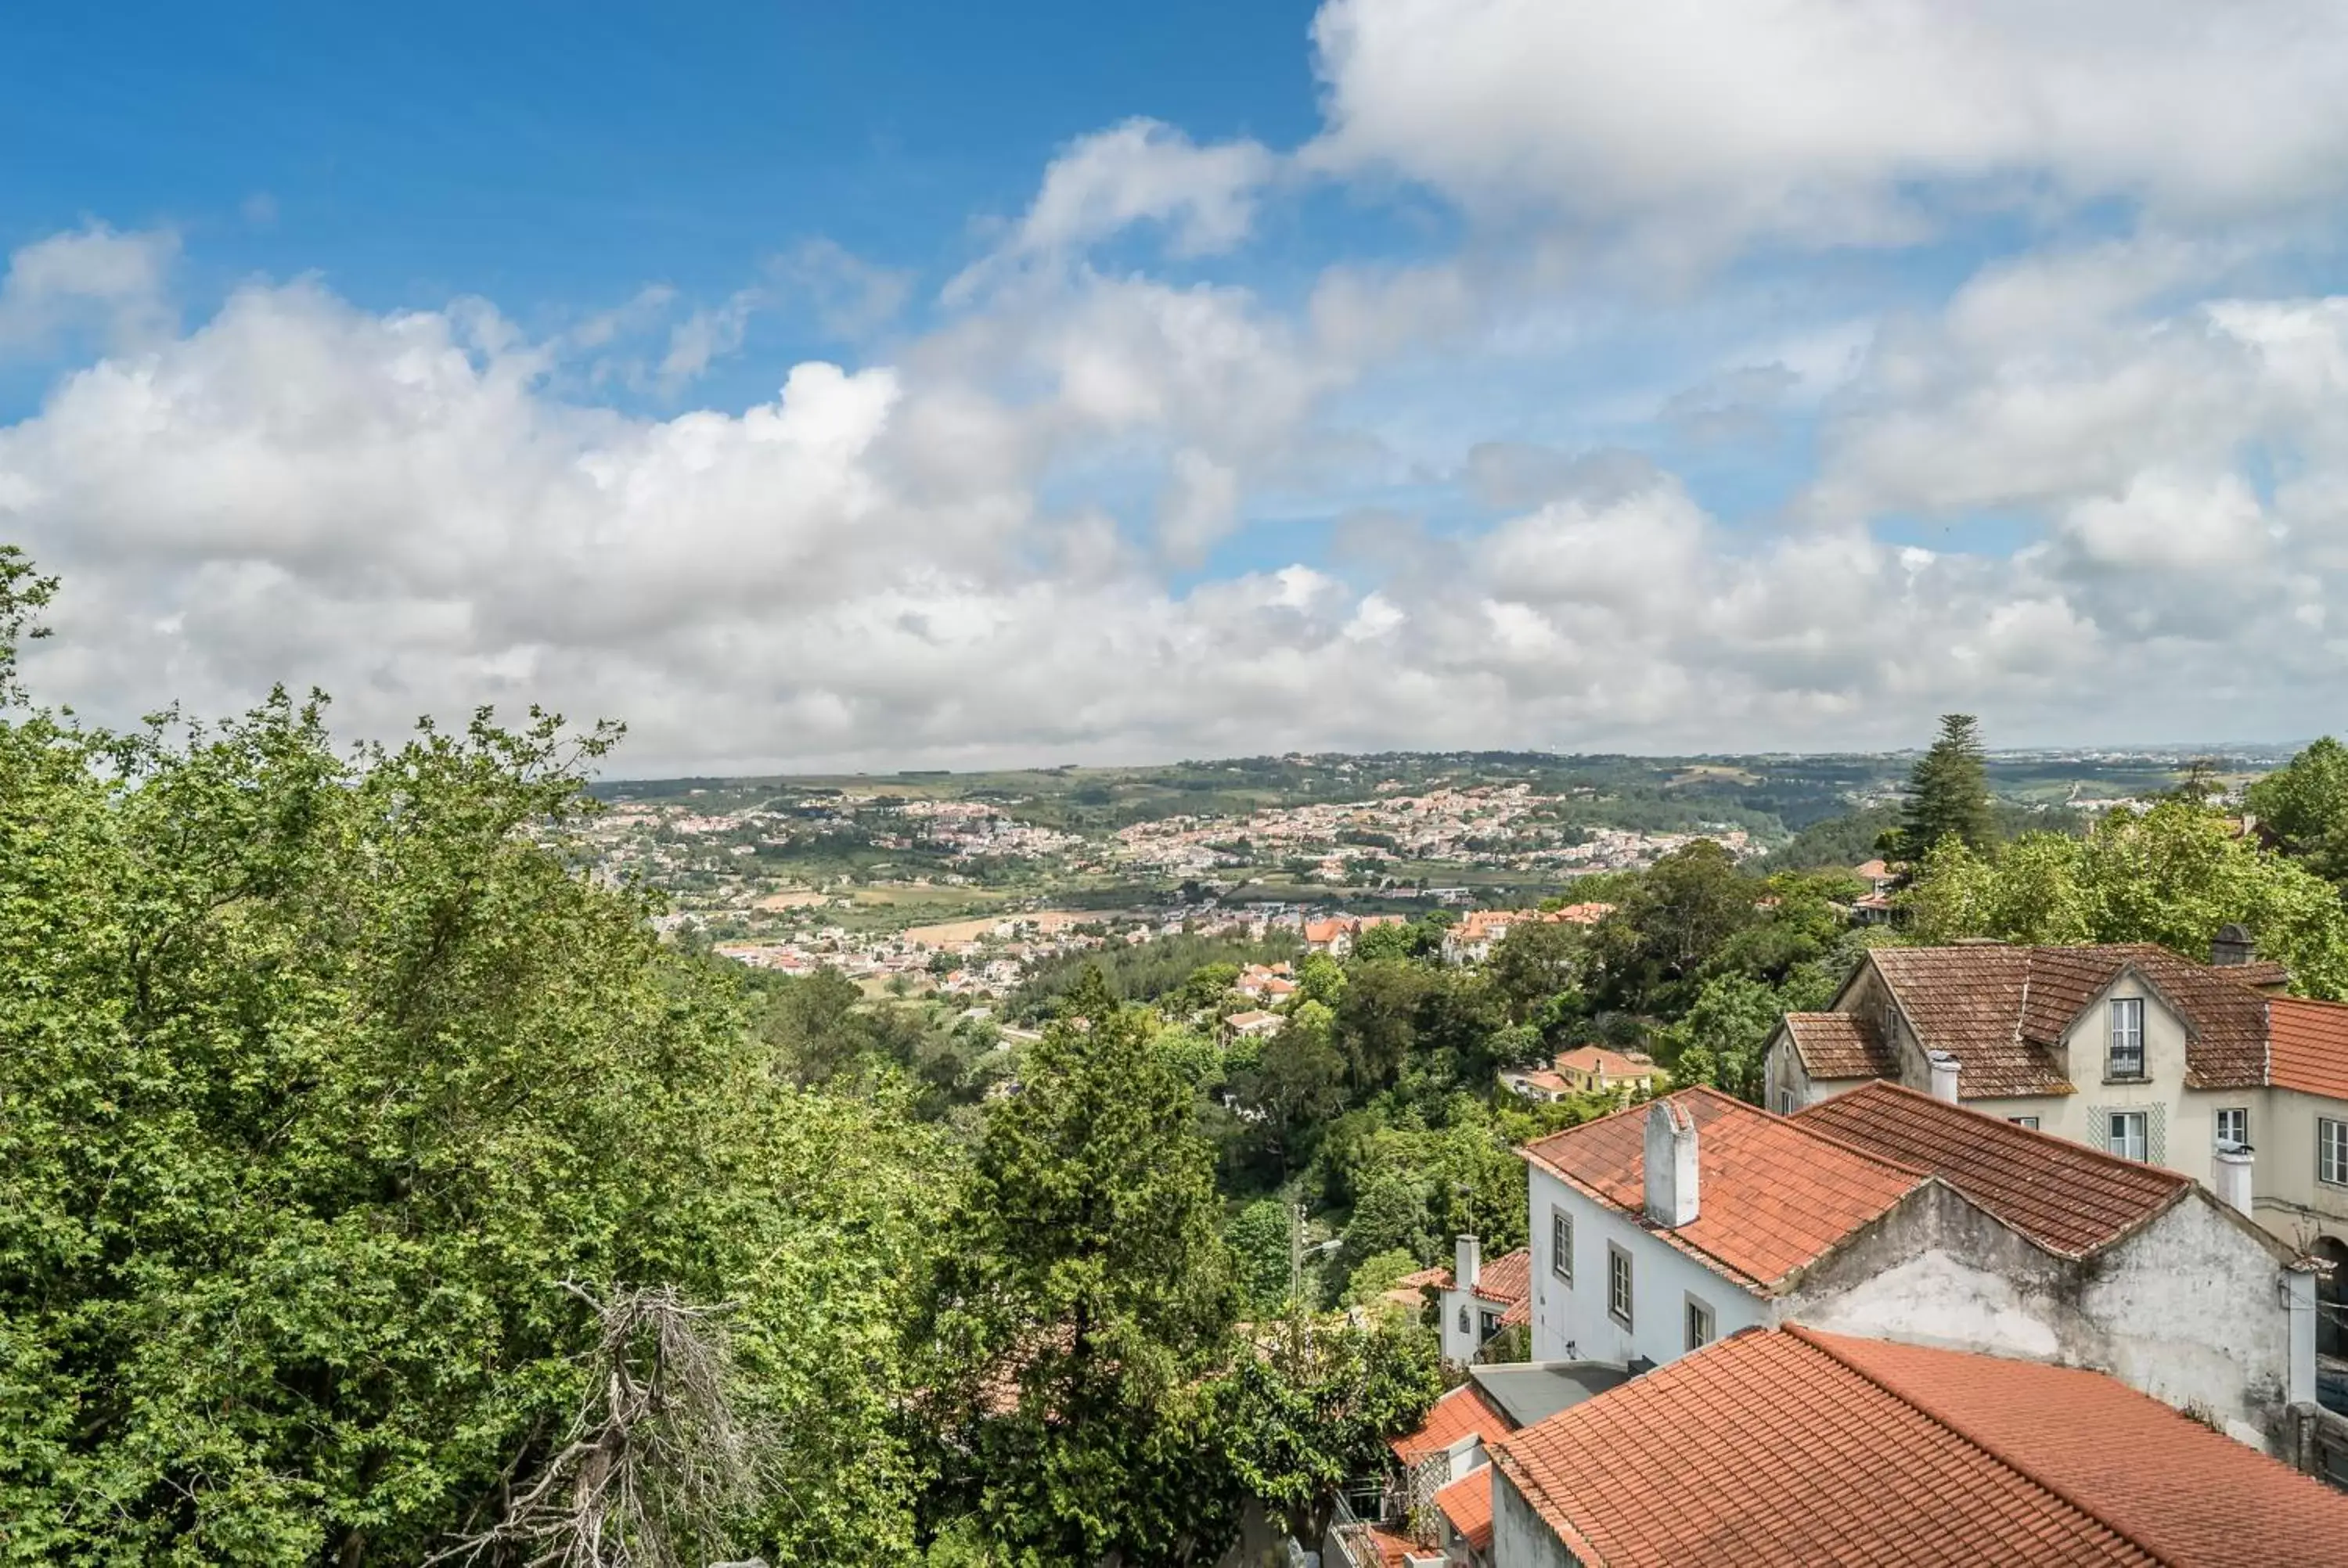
(1607, 1244, 1634, 1329)
(2107, 1110, 2148, 1163)
(2322, 1119, 2348, 1187)
(2009, 1116, 2040, 1131)
(1778, 1089, 1796, 1116)
(1685, 1295, 1715, 1351)
(1480, 1311, 1500, 1340)
(1550, 1207, 1572, 1282)
(2108, 997, 2145, 1079)
(1457, 1304, 1471, 1335)
(2217, 1107, 2248, 1149)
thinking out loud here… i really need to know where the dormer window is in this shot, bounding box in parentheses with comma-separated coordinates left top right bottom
(2108, 998, 2145, 1080)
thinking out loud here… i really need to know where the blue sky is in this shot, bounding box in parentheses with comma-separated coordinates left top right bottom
(4, 2, 2348, 770)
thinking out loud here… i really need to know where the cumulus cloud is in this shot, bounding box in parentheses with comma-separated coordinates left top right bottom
(0, 224, 179, 352)
(949, 118, 1276, 299)
(1309, 0, 2348, 257)
(9, 254, 2346, 771)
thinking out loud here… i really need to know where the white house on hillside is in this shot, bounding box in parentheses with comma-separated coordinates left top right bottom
(1517, 1084, 2318, 1453)
(1760, 935, 2348, 1351)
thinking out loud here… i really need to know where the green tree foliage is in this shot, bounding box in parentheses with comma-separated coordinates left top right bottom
(1226, 1200, 1298, 1316)
(1482, 918, 1586, 1026)
(1905, 800, 2348, 998)
(921, 973, 1241, 1564)
(1216, 1317, 1442, 1544)
(0, 690, 944, 1563)
(1585, 840, 1758, 1012)
(2249, 737, 2348, 891)
(1888, 714, 1996, 861)
(1232, 1000, 1347, 1174)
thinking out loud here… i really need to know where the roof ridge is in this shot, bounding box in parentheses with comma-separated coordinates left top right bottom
(1784, 1327, 2173, 1567)
(1817, 1080, 2190, 1193)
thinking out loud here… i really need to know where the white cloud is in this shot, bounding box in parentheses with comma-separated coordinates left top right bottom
(949, 118, 1276, 299)
(0, 225, 179, 351)
(9, 254, 2348, 768)
(1309, 0, 2348, 257)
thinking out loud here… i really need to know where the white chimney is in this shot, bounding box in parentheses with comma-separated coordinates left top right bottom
(2214, 1141, 2254, 1216)
(1927, 1050, 1961, 1104)
(1456, 1234, 1481, 1293)
(1644, 1099, 1699, 1228)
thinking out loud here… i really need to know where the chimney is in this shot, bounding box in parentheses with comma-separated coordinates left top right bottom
(2214, 1141, 2254, 1216)
(1927, 1050, 1961, 1104)
(1644, 1099, 1700, 1228)
(1456, 1234, 1481, 1293)
(2211, 923, 2256, 968)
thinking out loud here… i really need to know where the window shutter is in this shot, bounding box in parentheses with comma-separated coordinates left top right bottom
(2148, 1102, 2166, 1167)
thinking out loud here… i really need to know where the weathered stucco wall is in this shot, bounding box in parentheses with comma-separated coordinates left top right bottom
(1489, 1467, 1583, 1568)
(1784, 1182, 2299, 1451)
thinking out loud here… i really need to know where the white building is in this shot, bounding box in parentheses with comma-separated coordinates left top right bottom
(1761, 935, 2348, 1350)
(1518, 1084, 2317, 1452)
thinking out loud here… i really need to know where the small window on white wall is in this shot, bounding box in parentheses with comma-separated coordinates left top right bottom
(1550, 1207, 1572, 1282)
(1778, 1089, 1795, 1116)
(1685, 1294, 1715, 1351)
(1607, 1244, 1633, 1329)
(2107, 1110, 2148, 1163)
(1457, 1304, 1471, 1334)
(2321, 1119, 2348, 1187)
(2010, 1116, 2039, 1130)
(2108, 998, 2145, 1079)
(2216, 1107, 2248, 1149)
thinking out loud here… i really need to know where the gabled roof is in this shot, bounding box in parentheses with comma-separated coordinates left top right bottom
(1413, 1248, 1533, 1322)
(1792, 1081, 2190, 1257)
(1433, 1467, 1493, 1554)
(1390, 1381, 1512, 1464)
(1490, 1326, 2348, 1567)
(1778, 1012, 1898, 1082)
(1518, 1088, 1925, 1292)
(1863, 942, 2288, 1094)
(2270, 996, 2348, 1099)
(1554, 1044, 1653, 1078)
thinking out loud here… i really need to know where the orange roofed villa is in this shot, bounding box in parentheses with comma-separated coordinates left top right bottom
(1760, 930, 2348, 1339)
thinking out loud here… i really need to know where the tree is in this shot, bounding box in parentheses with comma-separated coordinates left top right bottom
(1216, 1316, 1441, 1545)
(1334, 960, 1431, 1091)
(1226, 1200, 1298, 1316)
(1905, 799, 2348, 998)
(1889, 714, 1995, 861)
(2249, 737, 2348, 890)
(1586, 840, 1758, 1012)
(1483, 919, 1586, 1025)
(921, 973, 1241, 1565)
(1234, 1001, 1347, 1171)
(0, 685, 945, 1563)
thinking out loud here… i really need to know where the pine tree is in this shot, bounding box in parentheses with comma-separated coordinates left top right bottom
(1890, 714, 1996, 861)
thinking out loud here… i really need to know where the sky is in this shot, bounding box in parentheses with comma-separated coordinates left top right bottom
(5, 2, 2348, 775)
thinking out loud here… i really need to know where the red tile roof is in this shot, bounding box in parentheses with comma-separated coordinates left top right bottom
(1434, 1467, 1493, 1554)
(1405, 1248, 1533, 1318)
(1778, 1012, 1898, 1081)
(1519, 1088, 1925, 1291)
(1492, 1325, 2348, 1566)
(1390, 1381, 1513, 1463)
(2270, 995, 2348, 1099)
(1792, 1081, 2190, 1257)
(1865, 943, 2285, 1095)
(1547, 900, 1615, 925)
(1554, 1044, 1655, 1079)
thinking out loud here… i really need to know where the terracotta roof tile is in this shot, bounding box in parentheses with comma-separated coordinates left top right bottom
(1519, 1088, 1924, 1291)
(1471, 1246, 1530, 1311)
(1812, 1330, 2348, 1566)
(1433, 1467, 1493, 1553)
(2270, 995, 2348, 1100)
(1867, 943, 2285, 1095)
(1554, 1044, 1655, 1078)
(1792, 1082, 2190, 1256)
(1493, 1325, 2348, 1565)
(1780, 1012, 1898, 1081)
(1390, 1381, 1513, 1463)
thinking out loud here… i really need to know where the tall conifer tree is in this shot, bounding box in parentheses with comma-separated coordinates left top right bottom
(1891, 713, 1996, 861)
